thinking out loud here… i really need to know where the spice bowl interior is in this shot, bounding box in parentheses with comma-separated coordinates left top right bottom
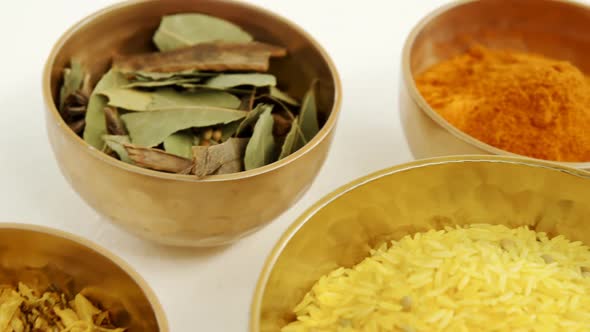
(399, 0, 590, 170)
(42, 0, 341, 247)
(251, 155, 590, 331)
(0, 223, 168, 331)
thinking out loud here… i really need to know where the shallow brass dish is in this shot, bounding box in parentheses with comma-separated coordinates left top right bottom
(251, 155, 590, 331)
(400, 0, 590, 170)
(42, 0, 342, 247)
(0, 223, 168, 331)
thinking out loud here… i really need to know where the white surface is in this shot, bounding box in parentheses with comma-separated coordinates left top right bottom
(1, 0, 445, 330)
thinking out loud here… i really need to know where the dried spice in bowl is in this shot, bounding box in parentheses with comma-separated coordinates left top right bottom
(57, 13, 319, 177)
(416, 45, 590, 162)
(0, 282, 124, 331)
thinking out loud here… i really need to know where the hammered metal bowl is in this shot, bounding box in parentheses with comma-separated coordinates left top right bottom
(399, 0, 590, 170)
(0, 223, 168, 331)
(42, 0, 341, 247)
(251, 156, 590, 331)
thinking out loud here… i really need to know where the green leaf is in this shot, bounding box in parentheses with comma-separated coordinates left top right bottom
(205, 74, 276, 89)
(236, 103, 271, 136)
(164, 132, 194, 159)
(102, 135, 132, 163)
(298, 81, 320, 142)
(221, 120, 242, 141)
(59, 59, 85, 109)
(121, 108, 248, 147)
(102, 88, 241, 111)
(244, 107, 276, 170)
(153, 13, 253, 51)
(270, 86, 300, 106)
(83, 70, 129, 149)
(279, 117, 302, 160)
(122, 77, 202, 89)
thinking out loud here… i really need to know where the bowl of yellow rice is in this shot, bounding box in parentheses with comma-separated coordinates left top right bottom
(251, 155, 590, 331)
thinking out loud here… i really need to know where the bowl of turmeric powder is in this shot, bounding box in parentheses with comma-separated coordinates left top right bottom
(400, 0, 590, 169)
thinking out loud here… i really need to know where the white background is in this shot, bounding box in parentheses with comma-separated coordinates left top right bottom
(0, 0, 513, 331)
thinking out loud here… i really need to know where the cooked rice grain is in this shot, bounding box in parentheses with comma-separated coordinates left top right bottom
(282, 224, 590, 331)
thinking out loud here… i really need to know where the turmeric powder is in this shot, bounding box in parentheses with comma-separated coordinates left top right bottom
(416, 45, 590, 162)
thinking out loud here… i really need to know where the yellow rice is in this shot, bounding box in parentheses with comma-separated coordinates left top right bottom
(282, 224, 590, 331)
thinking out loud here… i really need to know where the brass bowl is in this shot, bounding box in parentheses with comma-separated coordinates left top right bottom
(42, 0, 342, 247)
(251, 155, 590, 331)
(399, 0, 590, 170)
(0, 223, 168, 331)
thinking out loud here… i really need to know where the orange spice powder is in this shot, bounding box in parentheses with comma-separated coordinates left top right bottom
(415, 45, 590, 162)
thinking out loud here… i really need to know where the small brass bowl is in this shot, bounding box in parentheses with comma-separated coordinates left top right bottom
(400, 0, 590, 170)
(0, 223, 168, 331)
(42, 0, 341, 247)
(251, 155, 590, 331)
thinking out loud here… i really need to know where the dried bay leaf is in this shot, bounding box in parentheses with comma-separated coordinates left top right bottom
(59, 59, 85, 109)
(236, 103, 272, 136)
(102, 88, 241, 111)
(113, 42, 287, 73)
(298, 80, 320, 142)
(192, 138, 249, 177)
(244, 107, 276, 170)
(270, 86, 300, 106)
(121, 108, 248, 147)
(83, 70, 129, 149)
(279, 117, 302, 160)
(153, 13, 253, 52)
(205, 73, 276, 89)
(102, 135, 131, 163)
(164, 132, 194, 159)
(124, 144, 193, 173)
(81, 72, 92, 97)
(221, 120, 242, 141)
(256, 93, 298, 120)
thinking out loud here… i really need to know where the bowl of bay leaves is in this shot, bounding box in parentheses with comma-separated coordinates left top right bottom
(43, 0, 341, 247)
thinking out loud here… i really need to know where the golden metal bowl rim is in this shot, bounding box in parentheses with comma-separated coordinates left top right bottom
(400, 0, 590, 168)
(42, 0, 342, 183)
(0, 222, 169, 331)
(249, 154, 590, 331)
